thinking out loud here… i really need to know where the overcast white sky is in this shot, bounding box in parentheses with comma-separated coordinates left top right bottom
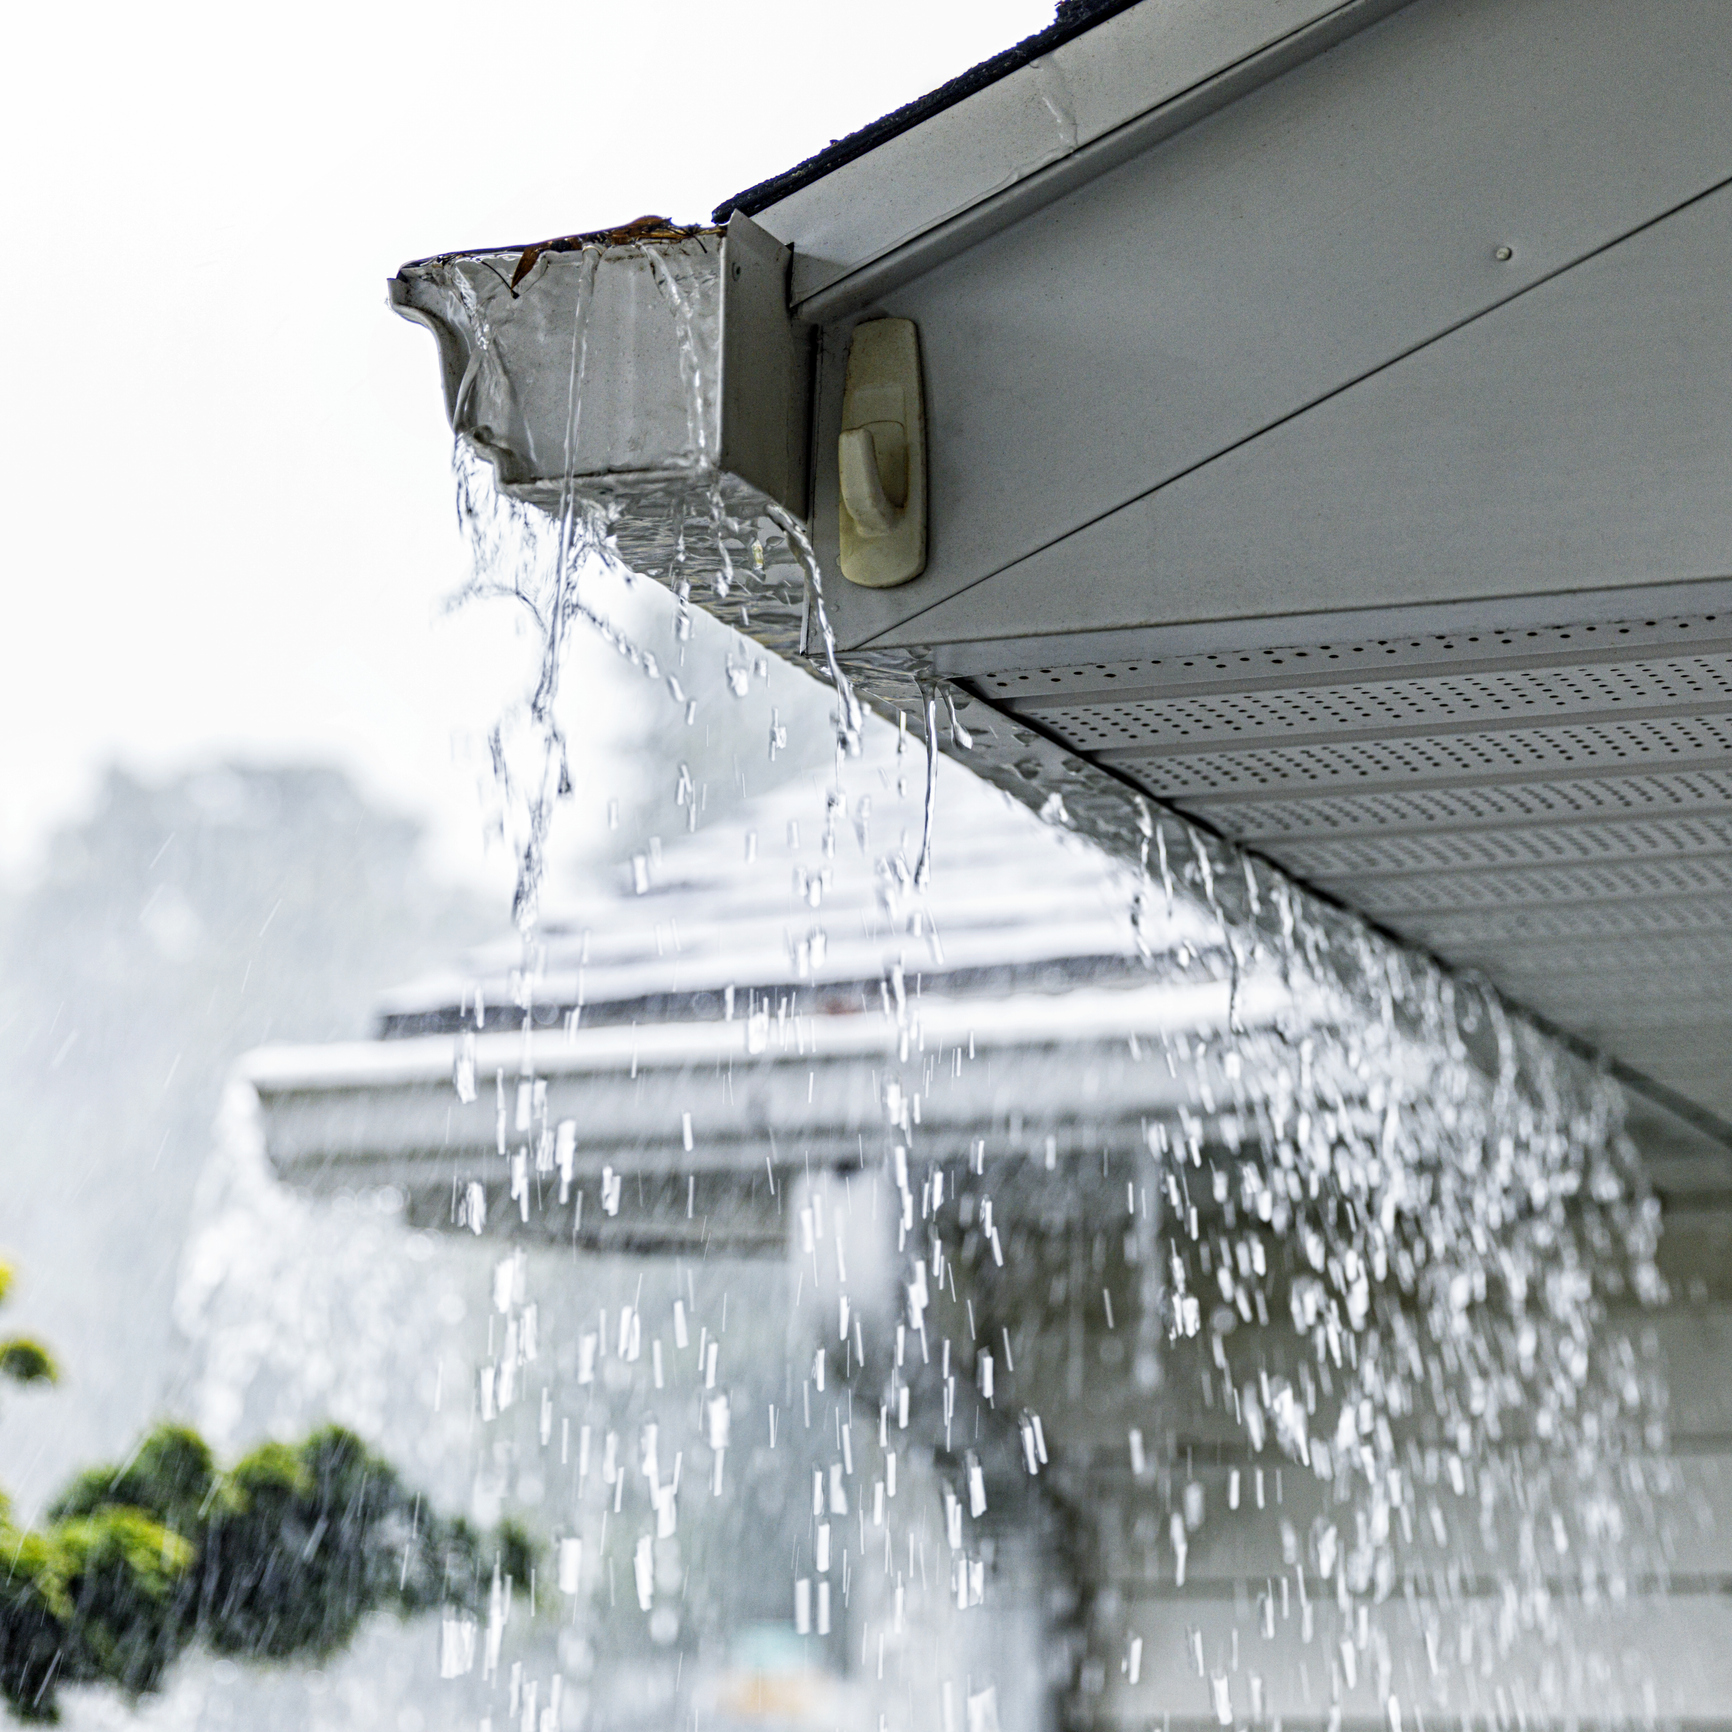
(0, 0, 1053, 892)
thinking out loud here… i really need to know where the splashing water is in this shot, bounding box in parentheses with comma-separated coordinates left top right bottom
(430, 369, 1675, 1728)
(447, 233, 868, 931)
(173, 232, 1685, 1732)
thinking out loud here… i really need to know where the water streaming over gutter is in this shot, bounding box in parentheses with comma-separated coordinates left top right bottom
(0, 48, 1697, 1720)
(377, 228, 1686, 1730)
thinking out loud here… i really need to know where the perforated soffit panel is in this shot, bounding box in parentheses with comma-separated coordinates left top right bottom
(969, 610, 1732, 1140)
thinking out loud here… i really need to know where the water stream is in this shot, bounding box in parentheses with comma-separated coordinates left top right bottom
(37, 231, 1671, 1732)
(381, 230, 1682, 1732)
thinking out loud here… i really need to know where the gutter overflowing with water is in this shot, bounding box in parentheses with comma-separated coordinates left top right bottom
(334, 7, 1732, 1721)
(392, 216, 1247, 930)
(384, 214, 1683, 1124)
(367, 198, 1698, 1727)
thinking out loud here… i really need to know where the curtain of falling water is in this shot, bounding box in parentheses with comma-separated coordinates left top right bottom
(162, 237, 1674, 1732)
(411, 397, 1674, 1732)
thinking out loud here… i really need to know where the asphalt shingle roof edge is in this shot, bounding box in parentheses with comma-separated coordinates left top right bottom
(711, 0, 1145, 223)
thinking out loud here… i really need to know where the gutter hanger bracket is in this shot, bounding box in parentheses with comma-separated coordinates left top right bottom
(838, 318, 927, 588)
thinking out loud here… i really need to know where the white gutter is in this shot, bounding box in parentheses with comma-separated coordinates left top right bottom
(247, 975, 1297, 1096)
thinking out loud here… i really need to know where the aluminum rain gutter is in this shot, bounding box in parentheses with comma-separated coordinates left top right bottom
(390, 0, 1732, 1161)
(242, 743, 1314, 1253)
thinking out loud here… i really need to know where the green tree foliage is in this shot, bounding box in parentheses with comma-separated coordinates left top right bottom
(0, 1267, 526, 1722)
(0, 1265, 58, 1395)
(2, 1420, 519, 1722)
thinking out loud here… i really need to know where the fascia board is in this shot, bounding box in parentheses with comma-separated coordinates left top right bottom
(750, 0, 1398, 312)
